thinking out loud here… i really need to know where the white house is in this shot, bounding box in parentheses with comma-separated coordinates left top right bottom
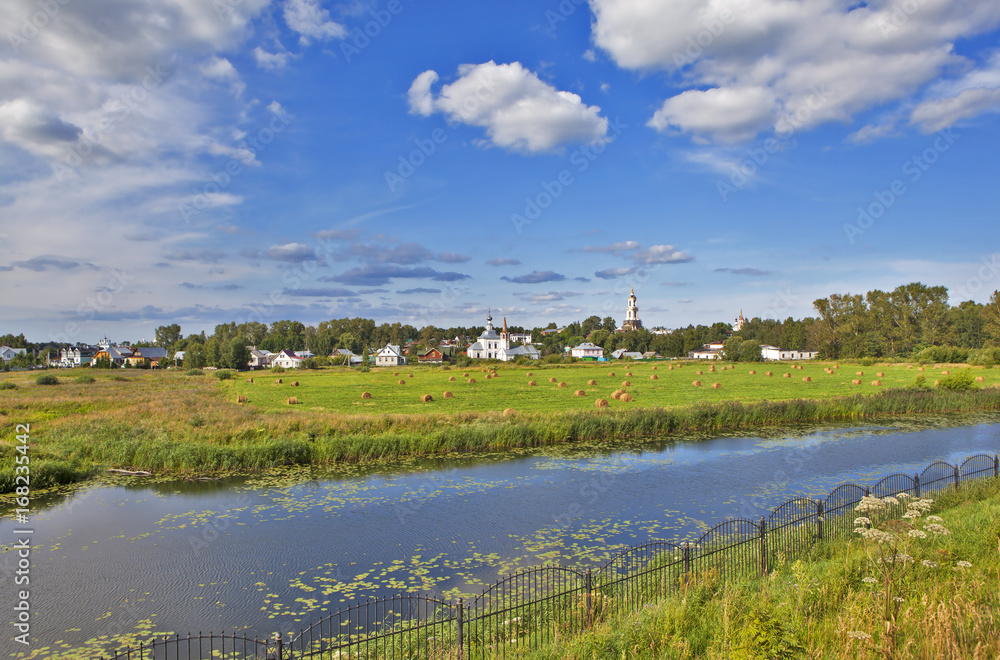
(59, 345, 99, 367)
(271, 350, 303, 369)
(468, 312, 539, 361)
(248, 348, 272, 368)
(760, 345, 818, 361)
(689, 342, 725, 360)
(375, 344, 406, 367)
(0, 346, 27, 362)
(570, 342, 603, 360)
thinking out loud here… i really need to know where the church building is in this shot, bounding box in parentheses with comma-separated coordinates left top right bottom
(467, 311, 540, 361)
(622, 287, 643, 331)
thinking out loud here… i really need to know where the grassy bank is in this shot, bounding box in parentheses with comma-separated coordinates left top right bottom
(515, 478, 1000, 659)
(1, 362, 999, 492)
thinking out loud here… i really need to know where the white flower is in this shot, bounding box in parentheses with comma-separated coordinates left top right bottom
(955, 560, 972, 569)
(896, 492, 912, 499)
(855, 496, 885, 513)
(893, 596, 904, 603)
(882, 496, 899, 506)
(921, 560, 938, 568)
(907, 529, 927, 539)
(847, 631, 872, 641)
(858, 528, 895, 543)
(862, 577, 878, 584)
(853, 516, 872, 527)
(925, 515, 943, 524)
(923, 523, 950, 536)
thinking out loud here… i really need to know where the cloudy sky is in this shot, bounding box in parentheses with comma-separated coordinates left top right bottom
(2, 0, 1000, 342)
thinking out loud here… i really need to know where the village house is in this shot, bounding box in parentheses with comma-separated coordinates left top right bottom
(760, 345, 819, 361)
(689, 342, 725, 360)
(375, 344, 406, 366)
(271, 349, 303, 369)
(128, 346, 167, 368)
(570, 342, 604, 360)
(58, 344, 100, 367)
(417, 347, 444, 363)
(330, 348, 363, 365)
(0, 346, 27, 362)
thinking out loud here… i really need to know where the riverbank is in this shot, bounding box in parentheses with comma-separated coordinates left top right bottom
(1, 362, 999, 492)
(516, 477, 1000, 659)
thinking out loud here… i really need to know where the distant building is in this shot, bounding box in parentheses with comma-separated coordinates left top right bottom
(571, 342, 604, 360)
(734, 310, 747, 332)
(689, 342, 725, 360)
(468, 311, 539, 361)
(0, 346, 27, 362)
(375, 344, 407, 367)
(760, 345, 818, 361)
(622, 287, 643, 331)
(271, 350, 303, 369)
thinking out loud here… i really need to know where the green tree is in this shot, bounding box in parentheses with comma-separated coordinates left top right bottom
(985, 290, 1000, 346)
(226, 338, 251, 370)
(154, 324, 182, 349)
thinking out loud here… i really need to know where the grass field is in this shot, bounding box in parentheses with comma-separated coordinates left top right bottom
(1, 360, 998, 491)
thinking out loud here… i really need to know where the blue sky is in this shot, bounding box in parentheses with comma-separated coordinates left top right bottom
(2, 0, 1000, 342)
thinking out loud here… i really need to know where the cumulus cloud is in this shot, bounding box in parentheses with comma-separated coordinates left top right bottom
(500, 270, 567, 284)
(715, 267, 772, 276)
(632, 245, 693, 264)
(323, 265, 470, 286)
(283, 0, 347, 44)
(266, 243, 316, 263)
(594, 267, 637, 279)
(581, 241, 640, 254)
(517, 290, 585, 304)
(910, 52, 1000, 131)
(12, 255, 97, 271)
(487, 257, 521, 266)
(253, 46, 294, 70)
(590, 0, 1000, 142)
(200, 57, 244, 96)
(407, 61, 609, 153)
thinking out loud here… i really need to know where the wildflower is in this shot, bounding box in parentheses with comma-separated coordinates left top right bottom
(923, 523, 950, 536)
(955, 560, 972, 569)
(907, 529, 927, 539)
(925, 515, 943, 524)
(855, 495, 885, 513)
(882, 496, 899, 506)
(862, 577, 878, 584)
(893, 596, 904, 603)
(921, 560, 938, 568)
(847, 631, 872, 641)
(896, 492, 912, 499)
(853, 516, 872, 527)
(857, 528, 895, 543)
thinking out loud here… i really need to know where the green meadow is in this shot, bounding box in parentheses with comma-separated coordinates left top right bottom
(1, 360, 998, 490)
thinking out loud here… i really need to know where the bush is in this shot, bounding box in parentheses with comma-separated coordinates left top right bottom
(35, 374, 59, 385)
(74, 374, 96, 384)
(0, 381, 17, 390)
(272, 366, 286, 374)
(215, 369, 236, 380)
(937, 369, 976, 391)
(110, 375, 129, 381)
(186, 368, 205, 376)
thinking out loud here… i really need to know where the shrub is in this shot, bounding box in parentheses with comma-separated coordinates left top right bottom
(215, 370, 235, 380)
(0, 381, 17, 390)
(35, 374, 59, 385)
(74, 374, 95, 384)
(937, 369, 976, 391)
(186, 368, 205, 376)
(272, 366, 286, 374)
(111, 375, 128, 382)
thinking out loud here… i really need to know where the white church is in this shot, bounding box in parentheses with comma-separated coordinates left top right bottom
(467, 311, 540, 361)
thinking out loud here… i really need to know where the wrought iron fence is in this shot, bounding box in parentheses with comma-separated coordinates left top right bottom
(100, 453, 999, 660)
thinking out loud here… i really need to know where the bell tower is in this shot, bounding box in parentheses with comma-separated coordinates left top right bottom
(623, 287, 643, 331)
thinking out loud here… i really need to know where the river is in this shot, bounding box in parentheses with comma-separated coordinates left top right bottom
(2, 412, 999, 657)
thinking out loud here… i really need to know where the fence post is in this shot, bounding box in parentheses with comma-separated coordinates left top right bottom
(816, 500, 823, 541)
(994, 455, 998, 479)
(953, 464, 960, 488)
(585, 569, 592, 628)
(759, 516, 767, 575)
(864, 486, 870, 497)
(683, 542, 691, 586)
(277, 636, 283, 660)
(913, 473, 920, 498)
(456, 598, 463, 660)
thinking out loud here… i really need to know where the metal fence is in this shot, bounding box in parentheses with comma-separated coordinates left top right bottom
(100, 453, 999, 660)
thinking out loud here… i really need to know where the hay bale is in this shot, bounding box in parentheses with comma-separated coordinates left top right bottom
(709, 366, 716, 373)
(275, 378, 283, 384)
(549, 377, 558, 383)
(291, 381, 299, 387)
(783, 373, 791, 378)
(608, 371, 615, 377)
(941, 370, 950, 375)
(361, 391, 372, 399)
(287, 397, 297, 405)
(420, 394, 433, 402)
(802, 376, 811, 382)
(652, 366, 657, 370)
(443, 391, 453, 398)
(852, 379, 862, 385)
(619, 392, 633, 402)
(574, 389, 585, 396)
(393, 372, 399, 376)
(485, 374, 493, 380)
(711, 383, 721, 389)
(463, 373, 469, 377)
(626, 371, 633, 377)
(765, 371, 773, 377)
(669, 365, 674, 370)
(468, 378, 476, 384)
(408, 374, 413, 378)
(611, 389, 624, 399)
(871, 380, 882, 387)
(559, 382, 568, 388)
(692, 380, 702, 387)
(246, 377, 254, 383)
(595, 398, 608, 408)
(588, 379, 597, 386)
(650, 374, 658, 380)
(907, 365, 913, 369)
(749, 370, 756, 375)
(975, 376, 985, 382)
(528, 380, 537, 386)
(856, 371, 864, 377)
(696, 370, 703, 376)
(526, 372, 533, 377)
(396, 379, 405, 385)
(876, 372, 884, 377)
(503, 408, 516, 417)
(917, 367, 924, 371)
(448, 376, 456, 381)
(621, 380, 631, 387)
(236, 395, 248, 403)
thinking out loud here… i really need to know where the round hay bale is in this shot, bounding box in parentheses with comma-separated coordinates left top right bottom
(856, 371, 864, 377)
(393, 372, 399, 376)
(669, 365, 674, 370)
(871, 380, 882, 387)
(595, 398, 609, 408)
(907, 365, 914, 369)
(574, 389, 585, 396)
(917, 367, 924, 371)
(696, 370, 703, 376)
(802, 376, 811, 382)
(448, 376, 456, 381)
(852, 379, 862, 385)
(975, 376, 985, 382)
(468, 378, 476, 384)
(626, 371, 633, 377)
(420, 394, 433, 402)
(275, 378, 283, 384)
(941, 370, 950, 375)
(361, 391, 372, 399)
(485, 374, 493, 380)
(462, 373, 469, 377)
(526, 372, 533, 377)
(408, 374, 413, 378)
(709, 366, 716, 373)
(549, 377, 558, 383)
(236, 395, 248, 403)
(246, 377, 254, 383)
(608, 371, 615, 377)
(650, 374, 658, 380)
(443, 390, 453, 398)
(482, 368, 488, 373)
(503, 408, 516, 417)
(621, 380, 631, 387)
(749, 370, 756, 375)
(588, 379, 597, 386)
(765, 371, 773, 377)
(558, 382, 568, 388)
(620, 393, 633, 402)
(397, 379, 405, 385)
(783, 373, 791, 378)
(528, 380, 537, 386)
(711, 383, 721, 389)
(692, 380, 702, 387)
(611, 389, 624, 399)
(290, 381, 299, 387)
(652, 366, 657, 370)
(876, 371, 884, 377)
(287, 396, 297, 405)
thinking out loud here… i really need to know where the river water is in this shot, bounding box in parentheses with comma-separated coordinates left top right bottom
(3, 412, 999, 657)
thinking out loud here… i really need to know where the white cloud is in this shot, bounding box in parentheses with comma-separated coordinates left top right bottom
(590, 0, 1000, 142)
(283, 0, 347, 44)
(253, 46, 293, 70)
(407, 61, 610, 153)
(632, 245, 693, 264)
(200, 57, 245, 96)
(910, 51, 1000, 132)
